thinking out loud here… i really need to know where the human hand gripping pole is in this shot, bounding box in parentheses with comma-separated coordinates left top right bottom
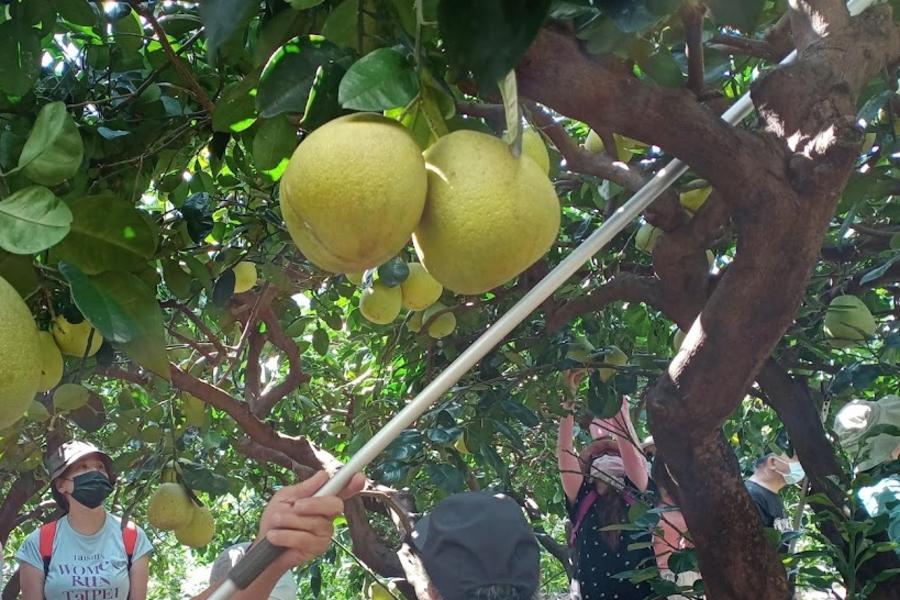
(209, 2, 873, 595)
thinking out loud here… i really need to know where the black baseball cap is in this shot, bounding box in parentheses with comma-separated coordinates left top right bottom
(410, 491, 540, 600)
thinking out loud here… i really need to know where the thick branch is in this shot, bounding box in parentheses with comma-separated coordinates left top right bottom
(0, 472, 41, 544)
(547, 274, 668, 332)
(788, 0, 851, 51)
(517, 27, 771, 200)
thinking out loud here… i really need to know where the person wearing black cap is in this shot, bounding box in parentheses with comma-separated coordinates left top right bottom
(16, 440, 153, 600)
(402, 491, 541, 600)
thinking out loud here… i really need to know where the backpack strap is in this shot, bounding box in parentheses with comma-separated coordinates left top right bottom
(39, 520, 58, 578)
(568, 490, 599, 547)
(122, 520, 138, 571)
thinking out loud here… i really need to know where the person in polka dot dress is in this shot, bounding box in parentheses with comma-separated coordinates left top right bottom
(558, 370, 655, 600)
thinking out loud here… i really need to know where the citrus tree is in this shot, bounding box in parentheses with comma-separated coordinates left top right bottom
(1, 1, 899, 599)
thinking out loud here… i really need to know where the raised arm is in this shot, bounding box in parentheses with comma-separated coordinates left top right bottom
(598, 399, 649, 491)
(558, 370, 587, 503)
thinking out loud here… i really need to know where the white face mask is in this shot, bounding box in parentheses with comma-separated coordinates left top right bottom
(774, 457, 805, 485)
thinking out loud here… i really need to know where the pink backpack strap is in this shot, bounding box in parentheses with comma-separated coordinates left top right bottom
(569, 490, 599, 546)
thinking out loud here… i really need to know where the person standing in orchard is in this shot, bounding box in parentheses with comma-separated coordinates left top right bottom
(16, 441, 153, 600)
(558, 369, 655, 600)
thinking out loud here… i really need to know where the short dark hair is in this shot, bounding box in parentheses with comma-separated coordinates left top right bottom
(754, 453, 776, 470)
(471, 585, 538, 600)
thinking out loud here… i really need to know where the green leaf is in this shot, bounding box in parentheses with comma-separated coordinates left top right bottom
(56, 0, 99, 26)
(302, 61, 348, 130)
(53, 195, 157, 274)
(53, 383, 91, 412)
(62, 264, 169, 378)
(257, 36, 347, 118)
(92, 272, 170, 379)
(437, 0, 552, 86)
(312, 327, 330, 355)
(321, 0, 361, 49)
(0, 20, 41, 97)
(252, 115, 297, 173)
(599, 0, 669, 32)
(705, 0, 764, 32)
(290, 0, 325, 8)
(338, 48, 419, 111)
(213, 74, 260, 133)
(69, 389, 106, 432)
(59, 262, 139, 344)
(17, 102, 84, 186)
(200, 0, 257, 62)
(111, 8, 143, 52)
(638, 49, 685, 87)
(426, 463, 465, 492)
(0, 186, 72, 254)
(213, 269, 236, 307)
(0, 251, 38, 298)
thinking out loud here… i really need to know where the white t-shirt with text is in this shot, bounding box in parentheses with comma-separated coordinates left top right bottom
(16, 512, 152, 600)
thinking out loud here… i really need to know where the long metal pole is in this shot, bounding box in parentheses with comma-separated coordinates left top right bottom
(209, 1, 872, 596)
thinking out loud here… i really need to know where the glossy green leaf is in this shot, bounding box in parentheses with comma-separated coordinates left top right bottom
(17, 102, 84, 186)
(437, 0, 552, 86)
(55, 0, 99, 26)
(0, 186, 72, 254)
(257, 36, 347, 118)
(53, 383, 91, 412)
(53, 195, 157, 274)
(59, 262, 139, 344)
(111, 8, 143, 52)
(0, 20, 41, 97)
(312, 327, 330, 355)
(290, 0, 325, 8)
(92, 272, 170, 379)
(213, 74, 260, 133)
(338, 48, 419, 111)
(252, 115, 297, 173)
(200, 0, 257, 62)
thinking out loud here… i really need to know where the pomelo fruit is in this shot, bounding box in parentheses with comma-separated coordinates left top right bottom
(359, 282, 402, 325)
(413, 130, 560, 294)
(280, 113, 427, 273)
(400, 263, 443, 311)
(0, 276, 41, 429)
(52, 315, 103, 357)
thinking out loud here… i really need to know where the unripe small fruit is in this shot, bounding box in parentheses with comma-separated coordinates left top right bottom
(232, 262, 258, 293)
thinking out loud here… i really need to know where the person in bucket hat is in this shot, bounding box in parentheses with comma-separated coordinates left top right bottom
(834, 395, 900, 555)
(401, 491, 541, 600)
(16, 440, 153, 600)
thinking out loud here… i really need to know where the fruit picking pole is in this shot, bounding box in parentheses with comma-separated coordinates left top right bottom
(209, 1, 872, 596)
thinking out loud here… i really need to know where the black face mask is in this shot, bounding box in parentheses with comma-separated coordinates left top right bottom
(69, 471, 113, 509)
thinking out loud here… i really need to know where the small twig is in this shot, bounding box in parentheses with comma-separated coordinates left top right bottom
(128, 1, 214, 113)
(161, 299, 228, 361)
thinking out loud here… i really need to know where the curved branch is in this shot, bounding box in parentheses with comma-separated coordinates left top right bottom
(517, 27, 770, 199)
(254, 306, 308, 418)
(547, 274, 668, 332)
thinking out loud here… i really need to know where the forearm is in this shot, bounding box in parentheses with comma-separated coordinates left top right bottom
(557, 414, 575, 469)
(615, 407, 648, 490)
(558, 415, 582, 500)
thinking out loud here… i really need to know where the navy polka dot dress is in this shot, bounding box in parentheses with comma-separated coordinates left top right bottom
(567, 480, 655, 600)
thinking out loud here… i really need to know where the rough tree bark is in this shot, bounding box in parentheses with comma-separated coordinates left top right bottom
(518, 4, 900, 599)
